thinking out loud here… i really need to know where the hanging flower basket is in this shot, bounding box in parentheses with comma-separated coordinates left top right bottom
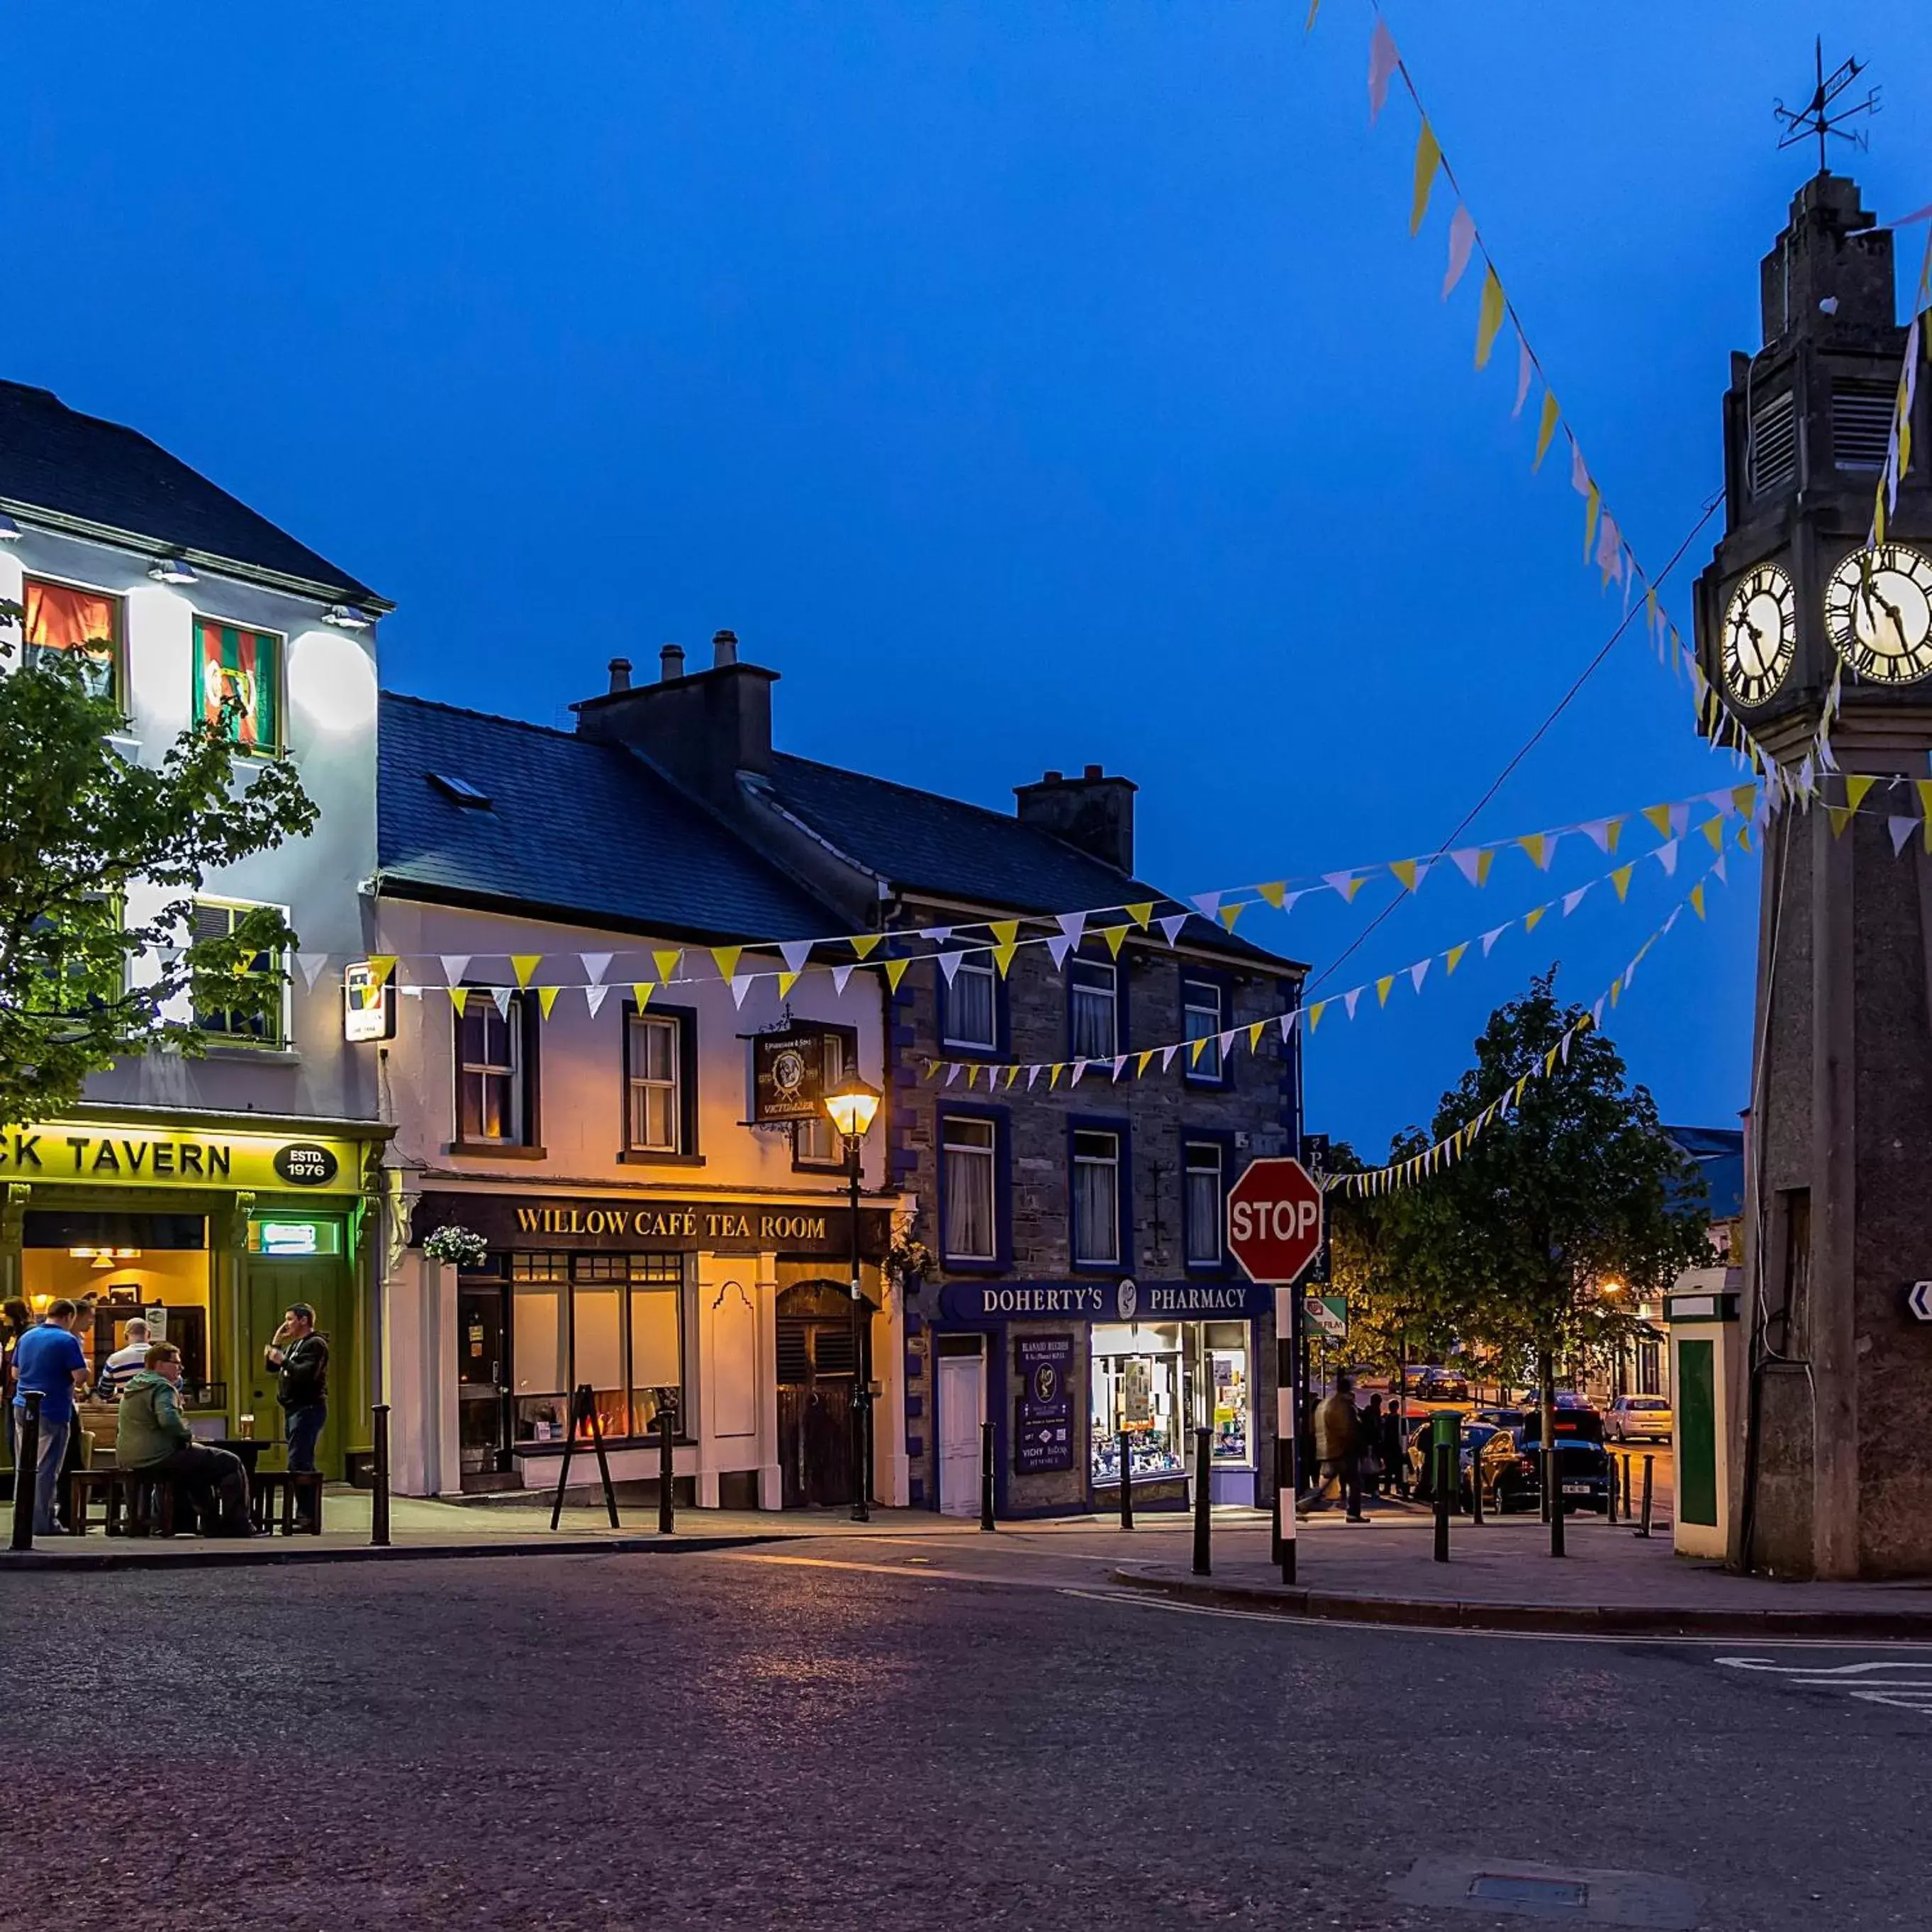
(422, 1224, 489, 1268)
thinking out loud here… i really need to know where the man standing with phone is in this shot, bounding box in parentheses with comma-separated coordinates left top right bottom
(264, 1301, 328, 1523)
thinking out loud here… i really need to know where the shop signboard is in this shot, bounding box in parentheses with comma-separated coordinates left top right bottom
(1306, 1295, 1348, 1341)
(1015, 1334, 1074, 1474)
(0, 1122, 364, 1193)
(413, 1190, 891, 1259)
(343, 961, 397, 1043)
(939, 1280, 1274, 1322)
(752, 1023, 842, 1124)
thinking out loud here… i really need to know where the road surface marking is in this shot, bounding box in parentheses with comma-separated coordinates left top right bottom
(1716, 1654, 1932, 1714)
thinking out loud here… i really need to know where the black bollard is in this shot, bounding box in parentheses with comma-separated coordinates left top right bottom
(1470, 1447, 1485, 1526)
(1548, 1448, 1566, 1558)
(1192, 1427, 1212, 1577)
(658, 1403, 676, 1536)
(10, 1392, 41, 1551)
(1118, 1428, 1134, 1531)
(1624, 1455, 1634, 1518)
(979, 1421, 995, 1531)
(1433, 1443, 1451, 1563)
(370, 1402, 391, 1548)
(1635, 1455, 1654, 1539)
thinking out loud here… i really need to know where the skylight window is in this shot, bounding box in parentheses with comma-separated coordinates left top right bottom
(428, 771, 491, 808)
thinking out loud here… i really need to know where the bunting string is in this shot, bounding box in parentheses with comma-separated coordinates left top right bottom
(1326, 856, 1732, 1197)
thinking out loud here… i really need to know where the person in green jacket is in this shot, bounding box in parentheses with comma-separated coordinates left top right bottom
(118, 1345, 252, 1536)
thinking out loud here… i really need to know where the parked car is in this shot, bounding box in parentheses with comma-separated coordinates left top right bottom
(1516, 1414, 1614, 1514)
(1606, 1395, 1673, 1442)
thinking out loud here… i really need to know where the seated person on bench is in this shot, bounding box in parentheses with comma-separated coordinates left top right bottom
(116, 1344, 253, 1537)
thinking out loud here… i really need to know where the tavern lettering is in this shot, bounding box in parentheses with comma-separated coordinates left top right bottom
(0, 1132, 232, 1178)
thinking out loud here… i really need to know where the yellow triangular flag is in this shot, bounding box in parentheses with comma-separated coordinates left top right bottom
(1137, 1049, 1155, 1076)
(1445, 942, 1468, 975)
(1738, 823, 1754, 854)
(1102, 925, 1129, 958)
(850, 934, 883, 961)
(1125, 902, 1154, 929)
(1731, 784, 1756, 817)
(1307, 1000, 1329, 1034)
(1609, 978, 1622, 1007)
(1517, 832, 1548, 869)
(1919, 778, 1932, 851)
(510, 954, 541, 990)
(1846, 774, 1877, 815)
(1690, 882, 1707, 920)
(367, 955, 397, 990)
(710, 946, 743, 983)
(1049, 1063, 1065, 1090)
(536, 985, 562, 1020)
(1525, 905, 1547, 932)
(1611, 864, 1634, 901)
(1513, 1076, 1529, 1104)
(1642, 804, 1673, 839)
(1583, 481, 1601, 559)
(448, 987, 469, 1017)
(654, 949, 683, 983)
(632, 983, 654, 1010)
(1534, 391, 1560, 470)
(1603, 817, 1624, 854)
(1190, 1037, 1210, 1066)
(777, 971, 800, 1000)
(1475, 267, 1507, 369)
(1257, 881, 1286, 910)
(1218, 903, 1244, 932)
(883, 956, 911, 992)
(1472, 847, 1496, 886)
(1391, 858, 1419, 892)
(1701, 817, 1725, 851)
(990, 920, 1020, 949)
(1543, 1046, 1560, 1076)
(1827, 806, 1853, 839)
(1410, 119, 1442, 236)
(1005, 1066, 1022, 1089)
(993, 942, 1018, 978)
(1376, 975, 1396, 1007)
(1248, 1020, 1266, 1052)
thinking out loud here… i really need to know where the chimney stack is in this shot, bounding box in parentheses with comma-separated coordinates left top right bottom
(713, 629, 739, 667)
(1015, 764, 1138, 874)
(607, 657, 632, 694)
(659, 643, 686, 682)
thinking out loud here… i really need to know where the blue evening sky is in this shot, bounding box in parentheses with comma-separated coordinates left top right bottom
(6, 4, 1924, 1154)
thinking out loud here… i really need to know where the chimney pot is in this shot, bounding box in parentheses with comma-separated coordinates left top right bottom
(659, 643, 686, 682)
(1043, 769, 1063, 783)
(1084, 763, 1103, 779)
(607, 657, 632, 694)
(713, 629, 739, 668)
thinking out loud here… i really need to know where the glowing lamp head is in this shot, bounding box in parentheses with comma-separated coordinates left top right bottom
(822, 1071, 882, 1141)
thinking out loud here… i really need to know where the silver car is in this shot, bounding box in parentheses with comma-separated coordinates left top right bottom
(1606, 1395, 1673, 1441)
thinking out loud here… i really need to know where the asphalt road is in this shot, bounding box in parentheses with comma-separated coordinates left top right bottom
(4, 1534, 1924, 1931)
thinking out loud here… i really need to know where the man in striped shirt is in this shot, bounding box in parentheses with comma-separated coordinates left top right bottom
(98, 1318, 151, 1400)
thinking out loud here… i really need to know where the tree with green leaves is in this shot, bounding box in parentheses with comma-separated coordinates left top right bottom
(0, 599, 318, 1127)
(1327, 1133, 1451, 1382)
(1411, 971, 1711, 1439)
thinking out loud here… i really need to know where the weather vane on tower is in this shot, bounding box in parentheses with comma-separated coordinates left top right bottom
(1774, 38, 1878, 175)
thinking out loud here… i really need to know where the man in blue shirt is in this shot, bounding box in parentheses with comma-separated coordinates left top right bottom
(12, 1300, 91, 1535)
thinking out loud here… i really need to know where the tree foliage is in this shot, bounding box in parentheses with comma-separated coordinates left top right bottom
(0, 601, 318, 1126)
(1332, 971, 1711, 1392)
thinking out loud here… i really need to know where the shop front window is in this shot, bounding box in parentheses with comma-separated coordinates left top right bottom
(1089, 1318, 1251, 1481)
(1197, 1319, 1251, 1464)
(509, 1251, 684, 1444)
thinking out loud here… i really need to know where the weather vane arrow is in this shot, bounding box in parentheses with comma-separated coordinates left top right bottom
(1775, 38, 1880, 175)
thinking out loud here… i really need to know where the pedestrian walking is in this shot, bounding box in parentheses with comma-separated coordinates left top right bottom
(265, 1302, 329, 1523)
(1381, 1398, 1408, 1500)
(1360, 1392, 1386, 1497)
(10, 1299, 90, 1535)
(1302, 1373, 1366, 1521)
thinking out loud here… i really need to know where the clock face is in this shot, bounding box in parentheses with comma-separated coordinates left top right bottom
(1826, 545, 1932, 686)
(1721, 562, 1797, 707)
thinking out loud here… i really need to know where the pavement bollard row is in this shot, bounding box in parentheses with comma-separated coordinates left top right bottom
(980, 1422, 995, 1532)
(1191, 1427, 1212, 1577)
(9, 1390, 42, 1551)
(658, 1405, 676, 1536)
(1118, 1428, 1134, 1531)
(371, 1402, 391, 1548)
(1548, 1447, 1566, 1558)
(1433, 1444, 1451, 1563)
(1634, 1455, 1654, 1539)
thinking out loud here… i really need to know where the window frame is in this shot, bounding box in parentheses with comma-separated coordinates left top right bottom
(19, 572, 125, 708)
(1068, 1115, 1132, 1273)
(939, 954, 1004, 1056)
(1182, 1133, 1236, 1271)
(1182, 973, 1232, 1088)
(454, 988, 543, 1154)
(791, 1022, 860, 1171)
(188, 895, 290, 1049)
(191, 612, 286, 755)
(619, 999, 701, 1165)
(938, 1104, 1009, 1271)
(1067, 956, 1121, 1064)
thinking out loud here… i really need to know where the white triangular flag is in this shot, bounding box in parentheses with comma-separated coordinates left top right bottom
(1890, 815, 1919, 856)
(1322, 871, 1363, 900)
(440, 954, 470, 988)
(1450, 849, 1486, 887)
(1560, 1029, 1575, 1065)
(1057, 911, 1087, 948)
(1579, 819, 1613, 853)
(945, 1063, 962, 1086)
(1111, 1054, 1129, 1081)
(1343, 988, 1362, 1020)
(1409, 959, 1429, 994)
(832, 964, 856, 995)
(1157, 915, 1187, 947)
(586, 985, 610, 1018)
(1592, 997, 1606, 1027)
(729, 975, 754, 1009)
(1562, 885, 1591, 916)
(1070, 1059, 1088, 1086)
(1046, 936, 1075, 970)
(296, 951, 330, 992)
(1161, 1044, 1180, 1071)
(779, 939, 813, 975)
(1189, 893, 1220, 920)
(1480, 925, 1507, 956)
(923, 927, 954, 949)
(1027, 1066, 1042, 1090)
(938, 951, 966, 984)
(1278, 1012, 1297, 1040)
(580, 952, 613, 986)
(1713, 853, 1728, 886)
(1668, 803, 1691, 837)
(490, 987, 510, 1019)
(1217, 1029, 1238, 1057)
(1654, 839, 1680, 876)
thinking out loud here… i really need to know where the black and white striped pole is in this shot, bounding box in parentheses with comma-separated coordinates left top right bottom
(1275, 1280, 1299, 1584)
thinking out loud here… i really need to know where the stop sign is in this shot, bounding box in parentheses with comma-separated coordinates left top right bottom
(1225, 1156, 1325, 1285)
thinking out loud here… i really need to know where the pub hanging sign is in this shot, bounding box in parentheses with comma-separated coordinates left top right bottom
(752, 1022, 842, 1125)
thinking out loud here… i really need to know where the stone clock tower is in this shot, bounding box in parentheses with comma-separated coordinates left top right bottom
(1692, 172, 1932, 1578)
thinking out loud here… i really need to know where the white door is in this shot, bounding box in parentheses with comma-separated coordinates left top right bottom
(937, 1353, 985, 1517)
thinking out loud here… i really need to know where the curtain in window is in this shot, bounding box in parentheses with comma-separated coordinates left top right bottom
(944, 1129, 995, 1259)
(23, 580, 116, 698)
(949, 965, 996, 1048)
(1185, 1156, 1222, 1263)
(1074, 1146, 1119, 1263)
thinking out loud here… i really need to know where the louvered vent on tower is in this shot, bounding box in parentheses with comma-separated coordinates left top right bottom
(1748, 390, 1798, 497)
(1832, 382, 1897, 471)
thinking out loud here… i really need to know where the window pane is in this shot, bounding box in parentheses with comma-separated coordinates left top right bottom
(1074, 1137, 1119, 1264)
(23, 579, 117, 700)
(1185, 1151, 1222, 1264)
(574, 1285, 625, 1439)
(627, 1014, 679, 1152)
(948, 964, 997, 1048)
(512, 1287, 569, 1442)
(196, 619, 279, 750)
(630, 1285, 681, 1434)
(1183, 984, 1222, 1078)
(944, 1135, 995, 1261)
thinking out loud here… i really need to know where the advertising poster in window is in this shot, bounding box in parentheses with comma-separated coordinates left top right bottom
(1015, 1334, 1074, 1475)
(752, 1023, 840, 1123)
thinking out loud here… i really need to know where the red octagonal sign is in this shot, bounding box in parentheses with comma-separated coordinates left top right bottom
(1225, 1156, 1325, 1285)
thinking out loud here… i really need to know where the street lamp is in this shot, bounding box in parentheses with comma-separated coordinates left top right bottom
(822, 1070, 882, 1522)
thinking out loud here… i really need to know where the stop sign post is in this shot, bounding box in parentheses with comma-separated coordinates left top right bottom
(1226, 1158, 1327, 1585)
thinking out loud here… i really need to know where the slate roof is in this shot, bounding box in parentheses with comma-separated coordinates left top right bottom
(0, 380, 379, 600)
(1665, 1124, 1745, 1222)
(765, 752, 1300, 972)
(379, 695, 844, 942)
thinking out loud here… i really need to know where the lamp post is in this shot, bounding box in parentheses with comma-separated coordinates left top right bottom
(822, 1070, 883, 1523)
